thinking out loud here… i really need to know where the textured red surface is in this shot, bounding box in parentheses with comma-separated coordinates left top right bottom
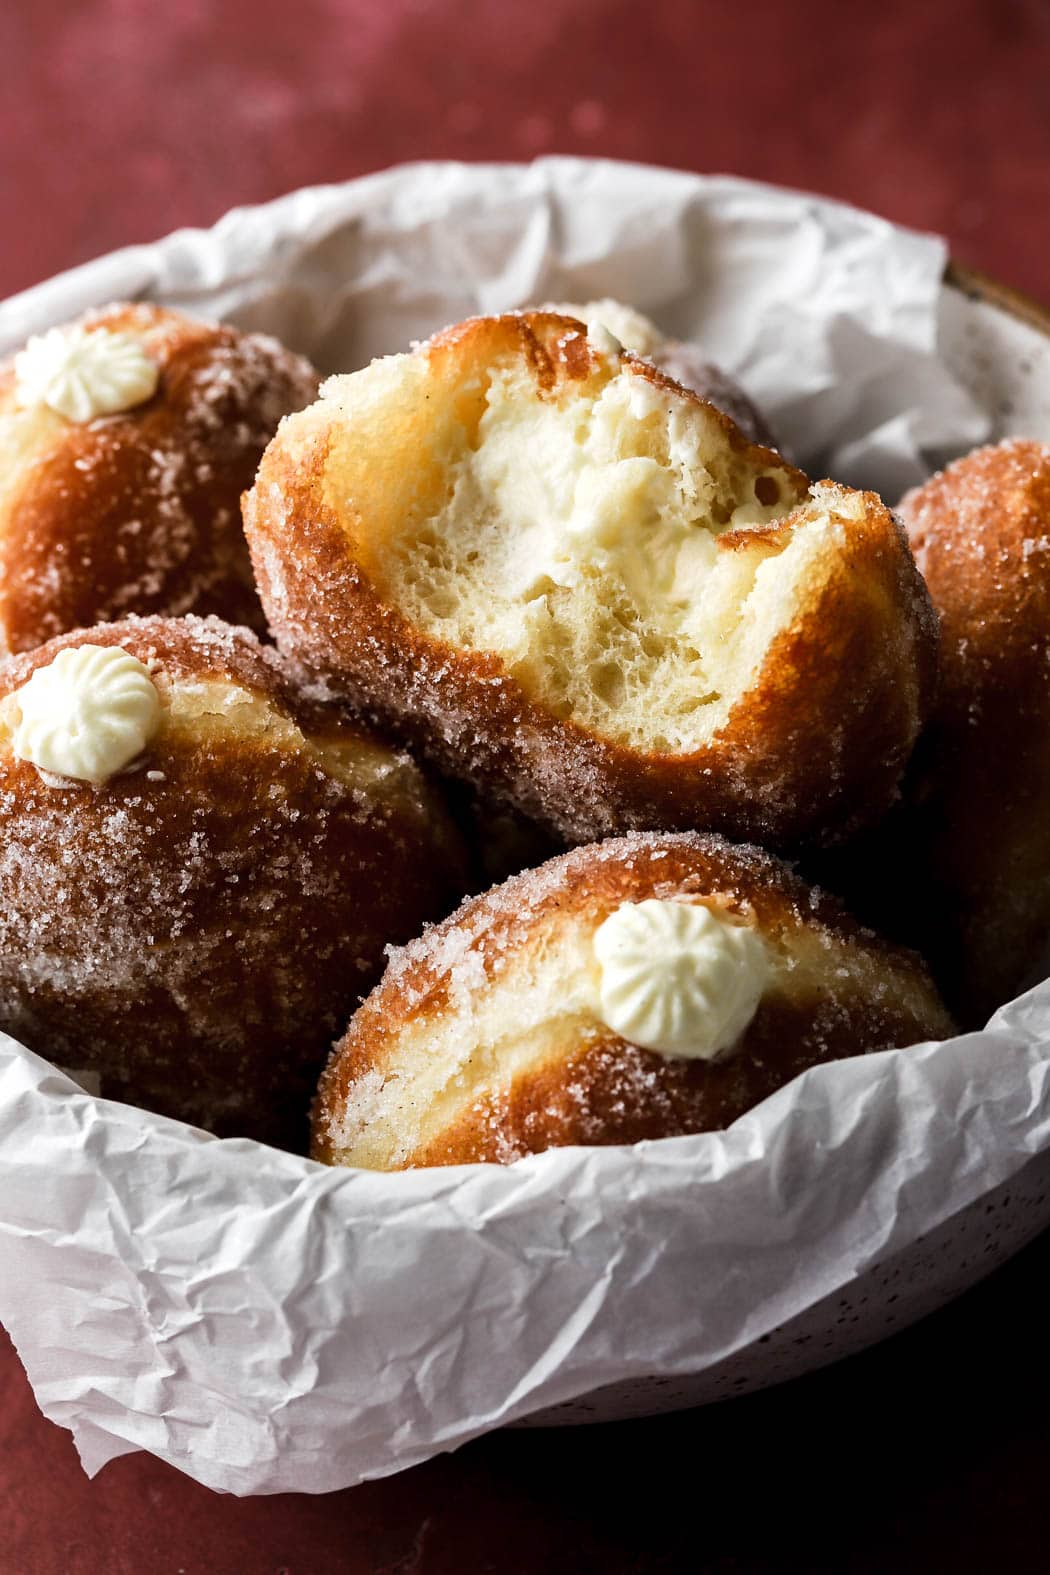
(3, 1, 1050, 1570)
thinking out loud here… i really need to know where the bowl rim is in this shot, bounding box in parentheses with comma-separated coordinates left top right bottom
(946, 259, 1050, 336)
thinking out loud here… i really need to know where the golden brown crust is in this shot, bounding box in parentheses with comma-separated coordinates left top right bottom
(890, 439, 1050, 1020)
(0, 615, 468, 1146)
(411, 998, 832, 1167)
(0, 304, 319, 653)
(312, 831, 954, 1169)
(245, 312, 937, 850)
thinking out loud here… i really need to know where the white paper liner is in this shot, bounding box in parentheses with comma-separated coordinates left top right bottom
(3, 987, 1050, 1496)
(0, 158, 1043, 1496)
(0, 159, 989, 488)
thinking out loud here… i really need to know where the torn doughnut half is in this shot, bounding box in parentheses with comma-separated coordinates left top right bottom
(245, 311, 937, 847)
(312, 832, 954, 1171)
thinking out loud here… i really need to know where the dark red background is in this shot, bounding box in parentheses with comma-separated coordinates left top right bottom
(3, 0, 1050, 1570)
(2, 0, 1050, 305)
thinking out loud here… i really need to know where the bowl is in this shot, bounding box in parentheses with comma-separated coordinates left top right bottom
(1, 161, 1049, 1492)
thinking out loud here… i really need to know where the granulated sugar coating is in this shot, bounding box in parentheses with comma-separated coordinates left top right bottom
(887, 439, 1050, 1023)
(0, 304, 319, 654)
(313, 831, 954, 1171)
(0, 615, 467, 1147)
(245, 311, 938, 851)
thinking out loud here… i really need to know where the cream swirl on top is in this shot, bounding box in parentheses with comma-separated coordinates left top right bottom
(592, 898, 770, 1060)
(10, 645, 162, 785)
(14, 325, 159, 422)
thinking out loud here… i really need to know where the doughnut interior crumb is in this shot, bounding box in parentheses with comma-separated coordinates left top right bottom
(318, 321, 826, 753)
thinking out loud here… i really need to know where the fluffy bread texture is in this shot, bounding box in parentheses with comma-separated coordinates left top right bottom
(0, 303, 319, 653)
(891, 439, 1050, 1021)
(312, 831, 953, 1170)
(0, 615, 466, 1145)
(246, 311, 937, 848)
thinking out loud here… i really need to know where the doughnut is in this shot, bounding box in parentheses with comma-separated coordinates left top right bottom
(312, 831, 954, 1170)
(548, 298, 780, 448)
(0, 303, 319, 653)
(890, 439, 1050, 1021)
(245, 310, 937, 849)
(0, 615, 466, 1145)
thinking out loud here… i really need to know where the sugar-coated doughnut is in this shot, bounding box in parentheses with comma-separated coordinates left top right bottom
(0, 304, 319, 652)
(549, 298, 780, 448)
(0, 616, 466, 1144)
(312, 832, 953, 1170)
(245, 310, 937, 848)
(892, 439, 1050, 1021)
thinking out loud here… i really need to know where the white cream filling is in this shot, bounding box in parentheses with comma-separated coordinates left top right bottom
(592, 899, 770, 1060)
(459, 365, 791, 633)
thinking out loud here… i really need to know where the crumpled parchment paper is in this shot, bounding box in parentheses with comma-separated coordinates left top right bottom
(0, 158, 1042, 1497)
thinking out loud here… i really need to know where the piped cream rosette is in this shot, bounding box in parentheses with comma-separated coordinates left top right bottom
(15, 324, 159, 422)
(9, 644, 162, 786)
